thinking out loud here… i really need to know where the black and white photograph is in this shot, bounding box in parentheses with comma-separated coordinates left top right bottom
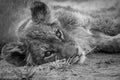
(0, 0, 120, 80)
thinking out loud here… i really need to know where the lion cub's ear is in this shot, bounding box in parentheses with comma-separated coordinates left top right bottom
(30, 1, 51, 24)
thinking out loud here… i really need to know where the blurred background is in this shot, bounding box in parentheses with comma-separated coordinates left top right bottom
(0, 0, 31, 51)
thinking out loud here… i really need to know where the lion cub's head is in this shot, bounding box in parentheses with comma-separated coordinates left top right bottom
(1, 1, 78, 66)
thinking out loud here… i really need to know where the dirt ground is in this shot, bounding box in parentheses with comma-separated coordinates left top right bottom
(0, 53, 120, 80)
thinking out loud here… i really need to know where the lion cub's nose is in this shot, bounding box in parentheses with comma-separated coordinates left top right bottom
(61, 44, 78, 58)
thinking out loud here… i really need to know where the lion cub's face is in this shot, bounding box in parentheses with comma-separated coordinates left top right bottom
(20, 19, 77, 65)
(17, 20, 66, 64)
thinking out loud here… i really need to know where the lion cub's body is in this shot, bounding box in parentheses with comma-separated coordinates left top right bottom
(49, 0, 120, 53)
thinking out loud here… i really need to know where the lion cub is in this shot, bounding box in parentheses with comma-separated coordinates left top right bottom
(16, 1, 94, 65)
(3, 0, 119, 66)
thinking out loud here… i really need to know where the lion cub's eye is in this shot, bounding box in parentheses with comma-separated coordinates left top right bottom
(44, 51, 52, 57)
(44, 50, 55, 57)
(55, 29, 64, 40)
